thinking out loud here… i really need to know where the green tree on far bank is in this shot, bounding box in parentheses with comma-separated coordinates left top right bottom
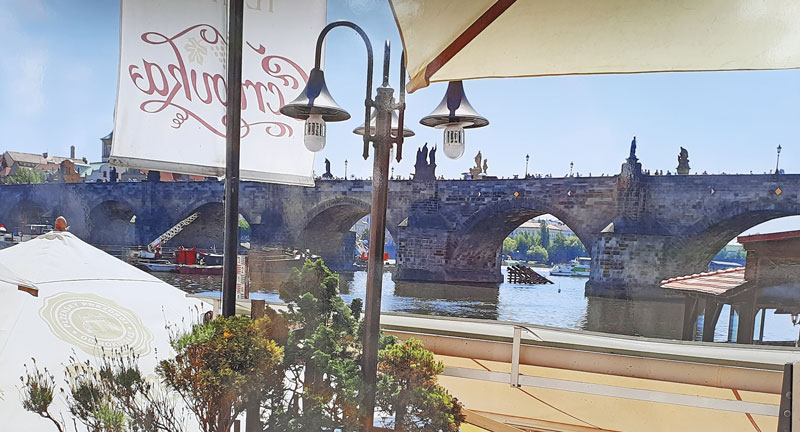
(539, 221, 550, 250)
(513, 231, 539, 257)
(548, 233, 587, 264)
(5, 168, 46, 184)
(502, 237, 516, 256)
(527, 245, 548, 263)
(504, 227, 587, 264)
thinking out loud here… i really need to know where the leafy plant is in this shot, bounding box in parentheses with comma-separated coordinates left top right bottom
(377, 337, 464, 432)
(64, 347, 188, 432)
(20, 359, 64, 432)
(274, 259, 364, 431)
(160, 315, 284, 432)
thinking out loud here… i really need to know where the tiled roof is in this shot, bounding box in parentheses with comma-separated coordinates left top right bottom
(517, 221, 571, 231)
(738, 230, 800, 244)
(660, 267, 747, 296)
(3, 151, 88, 167)
(5, 151, 48, 165)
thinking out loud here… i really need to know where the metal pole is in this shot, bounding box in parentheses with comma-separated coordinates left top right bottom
(776, 145, 782, 174)
(344, 160, 348, 179)
(222, 0, 244, 318)
(361, 41, 393, 432)
(525, 154, 529, 178)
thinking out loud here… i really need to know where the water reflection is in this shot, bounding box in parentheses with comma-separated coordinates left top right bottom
(584, 296, 684, 339)
(153, 266, 797, 341)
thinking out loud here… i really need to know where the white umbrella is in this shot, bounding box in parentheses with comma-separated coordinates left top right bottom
(0, 261, 37, 293)
(0, 230, 208, 430)
(390, 0, 800, 91)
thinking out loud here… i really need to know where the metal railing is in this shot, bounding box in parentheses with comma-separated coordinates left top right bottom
(439, 324, 789, 420)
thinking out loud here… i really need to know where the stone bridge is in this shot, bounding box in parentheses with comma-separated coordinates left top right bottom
(1, 165, 798, 297)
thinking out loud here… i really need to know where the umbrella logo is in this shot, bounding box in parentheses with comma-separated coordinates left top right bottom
(39, 293, 153, 356)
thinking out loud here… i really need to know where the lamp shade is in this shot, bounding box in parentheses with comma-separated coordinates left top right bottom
(279, 68, 351, 122)
(419, 81, 488, 129)
(353, 109, 415, 137)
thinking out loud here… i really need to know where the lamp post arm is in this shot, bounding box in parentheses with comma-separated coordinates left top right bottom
(312, 20, 374, 159)
(394, 50, 406, 162)
(381, 40, 391, 87)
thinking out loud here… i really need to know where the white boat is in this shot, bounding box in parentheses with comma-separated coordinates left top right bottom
(136, 260, 177, 272)
(550, 257, 591, 277)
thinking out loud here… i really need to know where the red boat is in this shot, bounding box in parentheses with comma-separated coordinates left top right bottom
(176, 264, 223, 275)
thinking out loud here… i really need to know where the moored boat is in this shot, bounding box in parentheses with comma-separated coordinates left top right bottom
(177, 264, 223, 275)
(550, 257, 591, 277)
(138, 261, 178, 272)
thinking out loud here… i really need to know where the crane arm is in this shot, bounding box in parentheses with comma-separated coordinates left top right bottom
(147, 212, 200, 252)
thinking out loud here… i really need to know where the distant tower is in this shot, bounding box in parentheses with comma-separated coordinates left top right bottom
(101, 132, 113, 163)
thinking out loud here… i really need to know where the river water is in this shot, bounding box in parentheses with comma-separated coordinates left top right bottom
(153, 267, 798, 343)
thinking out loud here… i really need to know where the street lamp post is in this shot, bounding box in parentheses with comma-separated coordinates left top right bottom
(280, 21, 488, 429)
(221, 0, 244, 318)
(525, 154, 530, 178)
(776, 144, 782, 174)
(570, 161, 574, 177)
(344, 159, 348, 179)
(391, 166, 394, 179)
(279, 22, 409, 430)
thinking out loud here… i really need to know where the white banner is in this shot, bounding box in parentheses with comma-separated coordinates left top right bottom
(111, 0, 325, 186)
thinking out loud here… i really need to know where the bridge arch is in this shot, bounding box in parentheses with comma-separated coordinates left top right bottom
(170, 201, 224, 249)
(447, 197, 601, 280)
(665, 200, 800, 278)
(88, 200, 137, 246)
(296, 197, 372, 269)
(4, 198, 52, 233)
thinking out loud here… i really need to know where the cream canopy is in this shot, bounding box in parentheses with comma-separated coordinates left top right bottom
(0, 231, 208, 430)
(390, 0, 800, 92)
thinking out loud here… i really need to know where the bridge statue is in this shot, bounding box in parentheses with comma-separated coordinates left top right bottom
(629, 136, 637, 162)
(322, 158, 333, 179)
(469, 151, 484, 179)
(413, 143, 437, 181)
(676, 147, 690, 175)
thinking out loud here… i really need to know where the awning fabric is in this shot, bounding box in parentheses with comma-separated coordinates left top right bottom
(390, 0, 800, 92)
(0, 232, 208, 430)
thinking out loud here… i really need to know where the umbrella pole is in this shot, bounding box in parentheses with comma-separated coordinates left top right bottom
(222, 0, 244, 318)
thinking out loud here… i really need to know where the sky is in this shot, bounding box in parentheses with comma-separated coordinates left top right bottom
(1, 0, 798, 236)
